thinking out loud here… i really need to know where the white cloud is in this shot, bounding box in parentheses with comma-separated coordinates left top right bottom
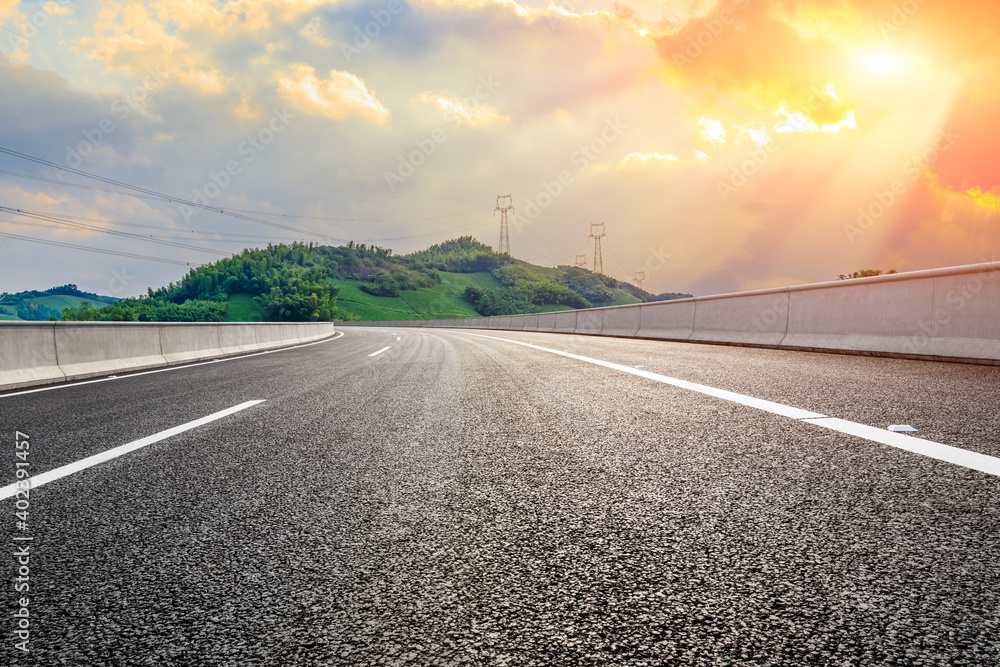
(618, 152, 679, 167)
(698, 118, 726, 145)
(416, 93, 509, 128)
(277, 64, 390, 125)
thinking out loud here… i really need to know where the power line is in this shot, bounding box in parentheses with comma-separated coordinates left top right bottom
(0, 229, 197, 266)
(0, 169, 493, 223)
(494, 194, 513, 256)
(0, 206, 228, 257)
(0, 146, 336, 240)
(357, 214, 495, 243)
(224, 206, 494, 223)
(603, 235, 631, 282)
(0, 199, 293, 241)
(518, 238, 588, 263)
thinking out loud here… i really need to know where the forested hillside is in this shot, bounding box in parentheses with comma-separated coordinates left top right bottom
(54, 238, 691, 322)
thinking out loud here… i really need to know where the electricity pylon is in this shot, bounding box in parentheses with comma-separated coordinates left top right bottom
(634, 270, 645, 291)
(495, 195, 513, 256)
(575, 254, 587, 268)
(589, 223, 607, 275)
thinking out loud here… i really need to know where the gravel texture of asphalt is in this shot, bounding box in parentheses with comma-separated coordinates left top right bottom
(1, 326, 998, 666)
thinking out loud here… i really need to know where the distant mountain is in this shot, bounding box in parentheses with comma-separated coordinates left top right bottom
(0, 285, 120, 321)
(53, 238, 692, 323)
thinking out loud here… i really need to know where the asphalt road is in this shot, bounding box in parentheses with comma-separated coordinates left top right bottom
(2, 327, 999, 666)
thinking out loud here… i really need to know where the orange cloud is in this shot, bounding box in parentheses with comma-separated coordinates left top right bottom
(656, 0, 851, 114)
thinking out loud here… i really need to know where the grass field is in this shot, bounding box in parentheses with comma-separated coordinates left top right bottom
(330, 271, 609, 321)
(225, 293, 266, 322)
(0, 295, 115, 320)
(27, 295, 114, 311)
(332, 271, 506, 321)
(333, 281, 424, 320)
(602, 288, 643, 307)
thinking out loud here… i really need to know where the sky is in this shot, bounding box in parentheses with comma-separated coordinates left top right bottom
(0, 0, 998, 298)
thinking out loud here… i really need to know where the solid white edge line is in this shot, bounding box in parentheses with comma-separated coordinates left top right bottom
(450, 330, 1000, 477)
(0, 331, 345, 400)
(804, 417, 1000, 477)
(368, 346, 392, 357)
(0, 400, 266, 501)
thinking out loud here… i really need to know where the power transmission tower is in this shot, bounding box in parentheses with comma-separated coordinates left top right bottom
(589, 223, 606, 275)
(575, 254, 587, 268)
(634, 270, 645, 291)
(495, 195, 513, 256)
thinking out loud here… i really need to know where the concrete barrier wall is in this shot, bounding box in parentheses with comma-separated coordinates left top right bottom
(692, 289, 789, 347)
(537, 312, 557, 332)
(600, 305, 641, 338)
(553, 310, 578, 333)
(218, 325, 259, 355)
(58, 323, 168, 378)
(336, 261, 1000, 365)
(161, 324, 224, 364)
(0, 323, 63, 389)
(576, 309, 604, 335)
(781, 280, 927, 356)
(636, 299, 695, 340)
(0, 322, 336, 392)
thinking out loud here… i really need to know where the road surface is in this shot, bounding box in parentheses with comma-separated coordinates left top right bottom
(2, 327, 999, 665)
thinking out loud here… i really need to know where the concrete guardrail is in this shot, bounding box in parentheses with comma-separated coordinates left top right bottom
(338, 261, 1000, 365)
(0, 321, 336, 392)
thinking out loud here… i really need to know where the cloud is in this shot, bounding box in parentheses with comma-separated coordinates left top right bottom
(773, 109, 856, 135)
(416, 93, 509, 128)
(698, 118, 726, 145)
(300, 16, 333, 47)
(618, 152, 679, 168)
(277, 63, 390, 125)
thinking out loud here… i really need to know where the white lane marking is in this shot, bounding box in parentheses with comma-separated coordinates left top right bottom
(453, 331, 1000, 477)
(801, 417, 999, 474)
(396, 337, 401, 341)
(0, 400, 266, 501)
(0, 331, 344, 400)
(368, 346, 392, 357)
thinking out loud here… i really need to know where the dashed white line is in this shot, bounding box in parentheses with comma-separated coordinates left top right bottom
(0, 400, 266, 501)
(453, 331, 1000, 477)
(368, 346, 392, 357)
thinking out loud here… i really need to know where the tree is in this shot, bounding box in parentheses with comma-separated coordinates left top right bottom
(463, 285, 485, 306)
(837, 269, 898, 280)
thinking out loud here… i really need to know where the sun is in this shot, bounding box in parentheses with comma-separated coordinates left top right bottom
(862, 53, 908, 75)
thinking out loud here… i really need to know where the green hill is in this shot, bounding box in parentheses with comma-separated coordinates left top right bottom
(54, 237, 692, 323)
(0, 285, 118, 321)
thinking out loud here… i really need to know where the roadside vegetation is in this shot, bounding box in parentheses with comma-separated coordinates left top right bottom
(51, 237, 691, 322)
